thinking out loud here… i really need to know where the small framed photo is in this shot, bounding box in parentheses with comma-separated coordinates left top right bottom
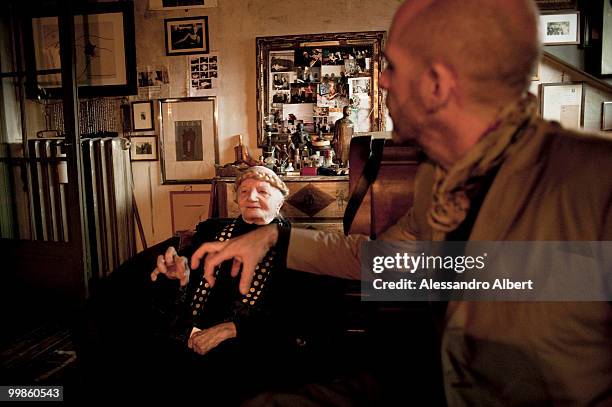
(130, 135, 158, 161)
(540, 82, 584, 129)
(165, 16, 209, 56)
(131, 101, 154, 131)
(602, 102, 612, 131)
(159, 97, 219, 184)
(539, 12, 580, 45)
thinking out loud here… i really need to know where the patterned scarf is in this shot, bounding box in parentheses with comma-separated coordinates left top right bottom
(427, 96, 539, 240)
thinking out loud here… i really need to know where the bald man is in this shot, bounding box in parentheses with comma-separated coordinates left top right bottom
(190, 0, 612, 404)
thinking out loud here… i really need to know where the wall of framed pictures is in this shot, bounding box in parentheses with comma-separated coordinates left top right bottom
(256, 31, 386, 147)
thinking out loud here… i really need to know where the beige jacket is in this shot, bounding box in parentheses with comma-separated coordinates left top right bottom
(287, 118, 612, 405)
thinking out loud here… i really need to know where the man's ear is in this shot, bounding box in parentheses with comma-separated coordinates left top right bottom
(418, 62, 456, 113)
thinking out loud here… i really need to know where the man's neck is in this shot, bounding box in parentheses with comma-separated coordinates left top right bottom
(426, 106, 500, 170)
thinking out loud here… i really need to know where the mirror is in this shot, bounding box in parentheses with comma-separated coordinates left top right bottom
(255, 31, 386, 148)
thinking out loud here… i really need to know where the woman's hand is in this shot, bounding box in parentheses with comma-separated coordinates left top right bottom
(190, 224, 278, 295)
(151, 246, 190, 287)
(187, 322, 237, 355)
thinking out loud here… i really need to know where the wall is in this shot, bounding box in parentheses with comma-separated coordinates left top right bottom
(130, 0, 401, 249)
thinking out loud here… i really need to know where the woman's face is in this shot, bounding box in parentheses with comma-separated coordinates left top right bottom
(237, 178, 284, 225)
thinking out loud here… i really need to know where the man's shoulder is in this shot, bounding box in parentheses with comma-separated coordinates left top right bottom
(510, 118, 612, 176)
(540, 122, 612, 172)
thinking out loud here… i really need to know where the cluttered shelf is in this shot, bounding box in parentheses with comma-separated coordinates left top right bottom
(210, 175, 349, 231)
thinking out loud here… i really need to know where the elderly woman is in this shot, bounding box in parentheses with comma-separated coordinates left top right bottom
(150, 166, 290, 356)
(83, 167, 294, 402)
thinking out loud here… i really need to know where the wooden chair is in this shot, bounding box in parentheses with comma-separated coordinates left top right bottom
(347, 136, 423, 238)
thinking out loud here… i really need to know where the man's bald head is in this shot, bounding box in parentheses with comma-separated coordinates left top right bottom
(388, 0, 540, 106)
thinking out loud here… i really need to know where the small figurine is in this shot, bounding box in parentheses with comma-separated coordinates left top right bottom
(291, 122, 311, 152)
(333, 106, 354, 167)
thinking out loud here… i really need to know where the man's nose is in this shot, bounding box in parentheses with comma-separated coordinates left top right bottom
(380, 69, 389, 90)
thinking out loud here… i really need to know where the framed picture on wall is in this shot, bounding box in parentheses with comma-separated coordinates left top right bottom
(26, 1, 137, 99)
(159, 97, 218, 184)
(540, 82, 584, 129)
(539, 12, 580, 45)
(164, 16, 210, 56)
(169, 190, 211, 235)
(149, 0, 218, 10)
(131, 101, 154, 131)
(130, 135, 158, 161)
(602, 101, 612, 131)
(534, 0, 577, 10)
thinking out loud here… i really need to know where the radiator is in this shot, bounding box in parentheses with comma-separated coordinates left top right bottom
(28, 137, 135, 279)
(81, 137, 134, 279)
(27, 139, 69, 242)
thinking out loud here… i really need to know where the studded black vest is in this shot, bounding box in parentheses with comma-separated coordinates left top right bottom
(188, 216, 284, 333)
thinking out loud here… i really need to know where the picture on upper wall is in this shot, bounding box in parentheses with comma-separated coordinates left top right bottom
(539, 12, 580, 45)
(28, 1, 137, 98)
(165, 16, 209, 55)
(188, 54, 219, 96)
(150, 0, 218, 10)
(164, 0, 204, 7)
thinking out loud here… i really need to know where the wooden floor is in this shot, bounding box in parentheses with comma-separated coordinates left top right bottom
(0, 322, 78, 386)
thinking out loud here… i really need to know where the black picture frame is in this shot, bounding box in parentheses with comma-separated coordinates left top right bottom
(24, 1, 137, 99)
(131, 101, 155, 131)
(164, 16, 210, 56)
(534, 0, 577, 11)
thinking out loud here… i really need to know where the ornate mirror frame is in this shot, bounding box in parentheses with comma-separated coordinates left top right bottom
(255, 31, 386, 147)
